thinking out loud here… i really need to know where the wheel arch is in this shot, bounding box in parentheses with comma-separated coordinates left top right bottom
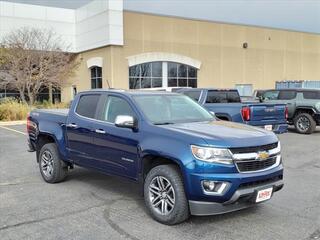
(294, 107, 317, 117)
(141, 154, 184, 181)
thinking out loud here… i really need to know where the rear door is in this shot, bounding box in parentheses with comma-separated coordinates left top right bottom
(277, 90, 297, 118)
(90, 94, 140, 179)
(66, 93, 102, 167)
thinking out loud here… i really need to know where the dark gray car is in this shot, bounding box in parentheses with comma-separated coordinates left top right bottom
(261, 89, 320, 134)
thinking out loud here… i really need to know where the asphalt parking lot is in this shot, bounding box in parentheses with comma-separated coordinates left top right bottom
(0, 124, 319, 240)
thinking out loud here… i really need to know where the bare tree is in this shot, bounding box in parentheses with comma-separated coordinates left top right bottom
(0, 27, 79, 105)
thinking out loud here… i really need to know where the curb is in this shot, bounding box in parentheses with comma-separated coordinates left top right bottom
(0, 120, 27, 126)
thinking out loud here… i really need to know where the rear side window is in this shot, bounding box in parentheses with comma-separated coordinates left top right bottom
(303, 91, 320, 99)
(76, 94, 100, 119)
(206, 91, 240, 103)
(278, 90, 296, 100)
(228, 91, 241, 102)
(183, 91, 201, 102)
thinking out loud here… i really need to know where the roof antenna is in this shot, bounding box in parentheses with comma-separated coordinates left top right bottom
(106, 79, 111, 89)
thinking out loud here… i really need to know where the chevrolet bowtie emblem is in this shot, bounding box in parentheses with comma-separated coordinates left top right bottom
(257, 151, 269, 160)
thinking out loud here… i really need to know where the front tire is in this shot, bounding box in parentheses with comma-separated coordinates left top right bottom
(39, 143, 68, 183)
(294, 113, 316, 134)
(144, 165, 189, 225)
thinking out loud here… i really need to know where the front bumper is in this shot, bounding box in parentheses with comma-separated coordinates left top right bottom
(189, 179, 284, 215)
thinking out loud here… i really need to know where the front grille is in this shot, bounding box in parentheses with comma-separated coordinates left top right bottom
(235, 156, 277, 172)
(230, 142, 278, 154)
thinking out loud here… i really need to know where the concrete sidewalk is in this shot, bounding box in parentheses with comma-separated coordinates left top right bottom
(0, 120, 26, 126)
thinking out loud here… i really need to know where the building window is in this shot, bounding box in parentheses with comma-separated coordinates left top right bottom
(129, 62, 197, 89)
(91, 67, 102, 89)
(129, 62, 162, 89)
(167, 62, 197, 88)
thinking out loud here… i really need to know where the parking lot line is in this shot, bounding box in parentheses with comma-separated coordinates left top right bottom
(0, 126, 27, 136)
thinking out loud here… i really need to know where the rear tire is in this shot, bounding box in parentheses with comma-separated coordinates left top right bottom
(144, 165, 189, 225)
(38, 143, 68, 183)
(294, 113, 316, 134)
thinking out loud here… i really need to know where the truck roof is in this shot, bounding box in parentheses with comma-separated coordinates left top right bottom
(261, 88, 320, 92)
(78, 89, 181, 96)
(178, 88, 238, 91)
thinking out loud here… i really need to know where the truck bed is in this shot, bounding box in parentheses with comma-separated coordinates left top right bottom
(30, 108, 69, 124)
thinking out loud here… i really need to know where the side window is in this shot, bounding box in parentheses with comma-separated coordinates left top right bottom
(103, 96, 135, 123)
(227, 91, 241, 103)
(206, 91, 227, 103)
(183, 91, 201, 102)
(278, 90, 296, 100)
(263, 91, 279, 100)
(303, 91, 320, 100)
(76, 94, 100, 118)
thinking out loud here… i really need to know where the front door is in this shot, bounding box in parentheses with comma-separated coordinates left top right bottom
(90, 94, 140, 179)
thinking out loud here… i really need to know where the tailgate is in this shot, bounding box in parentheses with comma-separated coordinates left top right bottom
(248, 103, 286, 122)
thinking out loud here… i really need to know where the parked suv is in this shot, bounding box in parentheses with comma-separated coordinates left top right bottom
(261, 89, 320, 134)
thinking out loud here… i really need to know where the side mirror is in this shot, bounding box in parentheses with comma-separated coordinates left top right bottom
(258, 96, 265, 102)
(115, 115, 137, 130)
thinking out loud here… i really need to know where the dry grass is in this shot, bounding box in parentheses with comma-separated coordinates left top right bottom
(0, 98, 69, 121)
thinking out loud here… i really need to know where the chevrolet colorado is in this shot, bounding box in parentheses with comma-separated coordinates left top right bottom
(27, 90, 284, 225)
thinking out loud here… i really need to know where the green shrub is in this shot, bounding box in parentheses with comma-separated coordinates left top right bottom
(0, 98, 30, 121)
(34, 100, 69, 109)
(0, 98, 69, 121)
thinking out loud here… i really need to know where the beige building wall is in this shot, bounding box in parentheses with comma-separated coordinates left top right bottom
(62, 47, 113, 102)
(62, 11, 320, 102)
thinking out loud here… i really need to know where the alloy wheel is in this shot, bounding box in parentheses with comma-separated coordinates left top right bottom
(297, 116, 310, 132)
(148, 176, 175, 215)
(41, 150, 54, 177)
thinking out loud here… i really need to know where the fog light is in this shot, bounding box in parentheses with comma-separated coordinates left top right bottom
(202, 180, 229, 195)
(203, 180, 215, 191)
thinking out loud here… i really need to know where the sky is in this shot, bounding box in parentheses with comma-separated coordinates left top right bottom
(2, 0, 320, 34)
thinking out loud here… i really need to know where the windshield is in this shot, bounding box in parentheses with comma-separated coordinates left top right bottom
(133, 94, 214, 124)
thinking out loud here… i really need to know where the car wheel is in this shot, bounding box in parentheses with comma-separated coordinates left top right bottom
(39, 143, 68, 183)
(294, 113, 316, 134)
(144, 164, 189, 225)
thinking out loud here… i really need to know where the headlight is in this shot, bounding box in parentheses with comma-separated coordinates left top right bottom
(315, 102, 320, 112)
(269, 141, 281, 155)
(191, 145, 233, 164)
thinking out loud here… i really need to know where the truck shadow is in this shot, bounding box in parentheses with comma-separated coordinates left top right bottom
(287, 125, 320, 134)
(66, 167, 145, 208)
(65, 166, 262, 225)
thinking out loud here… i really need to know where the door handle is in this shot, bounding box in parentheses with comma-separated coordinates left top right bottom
(95, 129, 106, 134)
(67, 123, 78, 128)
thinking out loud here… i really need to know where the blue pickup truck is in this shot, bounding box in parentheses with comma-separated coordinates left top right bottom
(177, 88, 288, 134)
(27, 90, 284, 225)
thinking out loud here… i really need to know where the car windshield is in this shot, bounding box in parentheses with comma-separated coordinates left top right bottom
(133, 94, 214, 124)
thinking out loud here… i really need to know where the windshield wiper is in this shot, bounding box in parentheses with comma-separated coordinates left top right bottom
(154, 122, 175, 125)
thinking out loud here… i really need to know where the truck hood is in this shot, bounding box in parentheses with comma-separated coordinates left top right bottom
(162, 120, 278, 148)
